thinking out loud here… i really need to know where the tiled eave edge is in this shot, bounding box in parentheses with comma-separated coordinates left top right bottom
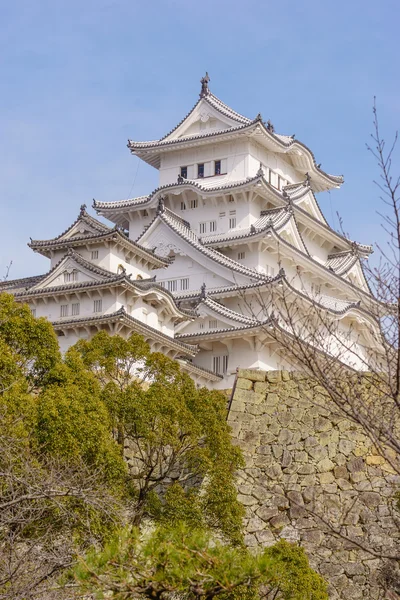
(179, 272, 379, 323)
(29, 229, 170, 268)
(128, 117, 343, 189)
(136, 207, 267, 283)
(176, 358, 223, 382)
(52, 307, 197, 356)
(93, 175, 372, 258)
(15, 276, 194, 320)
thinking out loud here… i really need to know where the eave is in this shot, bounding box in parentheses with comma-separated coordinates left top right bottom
(52, 307, 197, 356)
(128, 117, 343, 192)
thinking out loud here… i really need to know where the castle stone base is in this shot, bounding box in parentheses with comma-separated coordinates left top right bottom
(228, 369, 400, 599)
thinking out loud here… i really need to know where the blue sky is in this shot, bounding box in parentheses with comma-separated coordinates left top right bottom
(1, 0, 399, 279)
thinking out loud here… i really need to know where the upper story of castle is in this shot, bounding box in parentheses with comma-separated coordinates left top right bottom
(127, 73, 343, 193)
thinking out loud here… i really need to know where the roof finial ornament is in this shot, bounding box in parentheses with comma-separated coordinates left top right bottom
(177, 174, 184, 184)
(200, 72, 210, 98)
(80, 204, 87, 215)
(266, 119, 275, 133)
(156, 196, 165, 215)
(250, 224, 256, 234)
(256, 163, 264, 178)
(305, 172, 311, 186)
(200, 282, 206, 299)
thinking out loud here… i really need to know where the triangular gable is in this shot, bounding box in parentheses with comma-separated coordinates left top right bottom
(162, 96, 250, 142)
(30, 254, 111, 292)
(138, 213, 264, 286)
(342, 260, 370, 293)
(276, 215, 309, 255)
(293, 190, 328, 224)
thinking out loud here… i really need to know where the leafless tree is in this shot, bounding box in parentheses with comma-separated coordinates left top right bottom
(241, 100, 400, 477)
(0, 419, 125, 600)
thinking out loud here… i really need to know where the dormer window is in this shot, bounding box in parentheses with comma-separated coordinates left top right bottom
(64, 270, 77, 283)
(180, 166, 187, 179)
(197, 163, 204, 178)
(214, 160, 221, 175)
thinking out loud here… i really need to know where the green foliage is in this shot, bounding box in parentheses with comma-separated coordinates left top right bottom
(74, 524, 328, 600)
(72, 331, 245, 543)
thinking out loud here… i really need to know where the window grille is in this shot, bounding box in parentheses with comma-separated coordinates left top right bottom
(197, 163, 204, 178)
(229, 217, 236, 229)
(238, 252, 246, 260)
(200, 222, 206, 234)
(91, 250, 99, 260)
(190, 199, 198, 209)
(213, 355, 229, 375)
(209, 319, 217, 329)
(209, 221, 217, 232)
(71, 303, 80, 316)
(93, 299, 102, 313)
(60, 304, 69, 317)
(180, 278, 189, 291)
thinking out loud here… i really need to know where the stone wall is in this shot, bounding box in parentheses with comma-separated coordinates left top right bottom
(227, 369, 400, 599)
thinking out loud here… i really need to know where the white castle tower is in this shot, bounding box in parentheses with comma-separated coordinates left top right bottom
(2, 74, 377, 388)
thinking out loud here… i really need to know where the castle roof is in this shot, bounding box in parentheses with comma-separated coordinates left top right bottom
(93, 174, 372, 257)
(52, 307, 197, 356)
(126, 75, 343, 192)
(137, 205, 267, 283)
(29, 206, 168, 268)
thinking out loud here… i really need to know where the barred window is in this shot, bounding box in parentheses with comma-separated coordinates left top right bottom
(60, 304, 69, 317)
(93, 299, 102, 313)
(71, 303, 80, 316)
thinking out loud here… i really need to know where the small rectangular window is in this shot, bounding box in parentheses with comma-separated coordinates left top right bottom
(93, 299, 102, 313)
(229, 217, 236, 229)
(71, 303, 80, 316)
(209, 319, 217, 329)
(91, 250, 99, 260)
(209, 221, 217, 232)
(199, 222, 206, 234)
(180, 201, 186, 210)
(219, 211, 226, 218)
(180, 278, 189, 291)
(60, 304, 69, 317)
(238, 252, 246, 260)
(222, 355, 229, 374)
(180, 166, 187, 179)
(167, 280, 178, 292)
(229, 210, 236, 216)
(64, 271, 77, 283)
(214, 160, 221, 175)
(190, 199, 198, 209)
(31, 308, 36, 317)
(197, 163, 204, 178)
(228, 195, 234, 203)
(199, 322, 205, 329)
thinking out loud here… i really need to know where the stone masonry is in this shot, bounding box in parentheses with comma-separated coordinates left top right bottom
(227, 369, 400, 599)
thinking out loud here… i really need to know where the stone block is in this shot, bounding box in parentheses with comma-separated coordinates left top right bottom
(255, 529, 276, 546)
(360, 491, 380, 508)
(338, 439, 356, 456)
(317, 458, 335, 472)
(308, 445, 328, 461)
(334, 465, 349, 480)
(287, 490, 304, 505)
(257, 505, 279, 522)
(254, 381, 268, 394)
(229, 400, 246, 413)
(281, 449, 293, 468)
(247, 515, 266, 533)
(266, 392, 280, 406)
(277, 428, 293, 444)
(238, 369, 266, 382)
(297, 464, 315, 475)
(347, 457, 365, 473)
(266, 370, 282, 383)
(270, 513, 290, 530)
(319, 471, 335, 484)
(365, 454, 385, 466)
(236, 378, 253, 390)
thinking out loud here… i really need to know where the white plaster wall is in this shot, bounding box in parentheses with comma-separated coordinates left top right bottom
(152, 254, 232, 292)
(159, 140, 249, 187)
